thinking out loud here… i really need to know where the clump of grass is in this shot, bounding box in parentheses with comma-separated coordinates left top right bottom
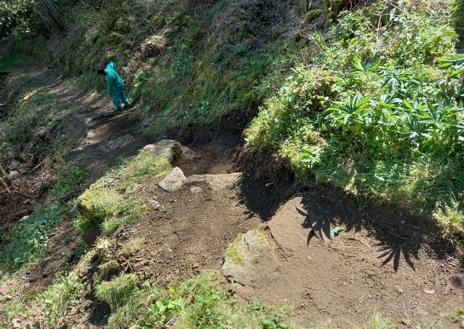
(120, 237, 145, 258)
(95, 273, 139, 310)
(38, 272, 84, 328)
(94, 271, 294, 329)
(362, 314, 390, 329)
(98, 260, 120, 280)
(77, 187, 123, 224)
(125, 152, 171, 182)
(4, 299, 32, 324)
(305, 8, 325, 23)
(75, 148, 168, 237)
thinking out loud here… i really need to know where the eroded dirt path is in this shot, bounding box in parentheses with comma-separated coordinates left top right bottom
(1, 64, 463, 328)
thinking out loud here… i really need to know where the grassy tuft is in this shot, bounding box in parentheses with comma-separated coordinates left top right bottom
(38, 272, 84, 328)
(95, 273, 139, 310)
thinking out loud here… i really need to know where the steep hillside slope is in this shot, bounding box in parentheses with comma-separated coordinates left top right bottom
(0, 0, 463, 329)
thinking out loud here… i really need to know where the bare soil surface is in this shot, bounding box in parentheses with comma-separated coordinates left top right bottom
(1, 64, 463, 328)
(225, 188, 464, 328)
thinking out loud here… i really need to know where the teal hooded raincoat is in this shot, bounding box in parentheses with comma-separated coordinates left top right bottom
(106, 62, 129, 110)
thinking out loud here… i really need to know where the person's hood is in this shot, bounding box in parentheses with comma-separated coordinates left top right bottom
(106, 61, 116, 70)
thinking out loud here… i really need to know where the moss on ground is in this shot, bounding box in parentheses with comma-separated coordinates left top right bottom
(226, 234, 245, 265)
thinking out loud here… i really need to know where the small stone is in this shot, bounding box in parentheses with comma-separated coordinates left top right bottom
(86, 130, 96, 139)
(8, 170, 19, 179)
(143, 140, 182, 161)
(146, 198, 161, 210)
(192, 263, 200, 270)
(158, 167, 186, 192)
(68, 307, 79, 316)
(37, 127, 51, 139)
(84, 118, 94, 127)
(19, 215, 30, 222)
(12, 319, 22, 328)
(190, 186, 202, 194)
(423, 287, 435, 294)
(400, 318, 412, 326)
(106, 134, 135, 150)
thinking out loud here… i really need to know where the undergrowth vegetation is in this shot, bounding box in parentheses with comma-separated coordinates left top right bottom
(22, 0, 304, 132)
(0, 66, 86, 272)
(0, 164, 84, 271)
(246, 0, 464, 235)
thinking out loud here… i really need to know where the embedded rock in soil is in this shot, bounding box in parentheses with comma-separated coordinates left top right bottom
(222, 230, 281, 287)
(106, 134, 135, 150)
(186, 173, 241, 191)
(158, 167, 186, 192)
(143, 140, 183, 161)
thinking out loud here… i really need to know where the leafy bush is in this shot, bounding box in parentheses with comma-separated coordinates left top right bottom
(246, 0, 464, 233)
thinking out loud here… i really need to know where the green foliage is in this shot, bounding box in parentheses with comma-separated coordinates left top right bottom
(4, 299, 31, 323)
(38, 272, 84, 327)
(49, 164, 85, 200)
(0, 68, 73, 158)
(95, 273, 139, 310)
(1, 203, 65, 270)
(98, 260, 120, 280)
(0, 164, 84, 271)
(0, 0, 65, 39)
(305, 8, 325, 23)
(25, 0, 300, 133)
(104, 271, 293, 329)
(453, 0, 464, 51)
(77, 187, 123, 224)
(246, 0, 464, 233)
(75, 149, 164, 235)
(363, 314, 390, 329)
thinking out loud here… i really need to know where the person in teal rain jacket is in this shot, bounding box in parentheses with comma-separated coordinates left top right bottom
(98, 62, 131, 111)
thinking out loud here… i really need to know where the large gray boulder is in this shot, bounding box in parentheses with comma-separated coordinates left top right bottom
(222, 229, 281, 287)
(143, 140, 182, 161)
(158, 167, 186, 192)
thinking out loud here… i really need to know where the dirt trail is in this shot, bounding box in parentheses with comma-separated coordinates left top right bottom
(225, 195, 463, 328)
(1, 65, 463, 328)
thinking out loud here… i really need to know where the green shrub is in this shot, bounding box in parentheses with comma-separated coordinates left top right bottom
(0, 205, 67, 270)
(246, 0, 464, 233)
(305, 8, 325, 23)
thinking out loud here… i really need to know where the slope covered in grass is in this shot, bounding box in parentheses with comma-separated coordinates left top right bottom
(246, 0, 464, 235)
(18, 0, 304, 133)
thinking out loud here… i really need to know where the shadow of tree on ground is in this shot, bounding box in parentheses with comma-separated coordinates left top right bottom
(238, 173, 460, 272)
(297, 179, 458, 272)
